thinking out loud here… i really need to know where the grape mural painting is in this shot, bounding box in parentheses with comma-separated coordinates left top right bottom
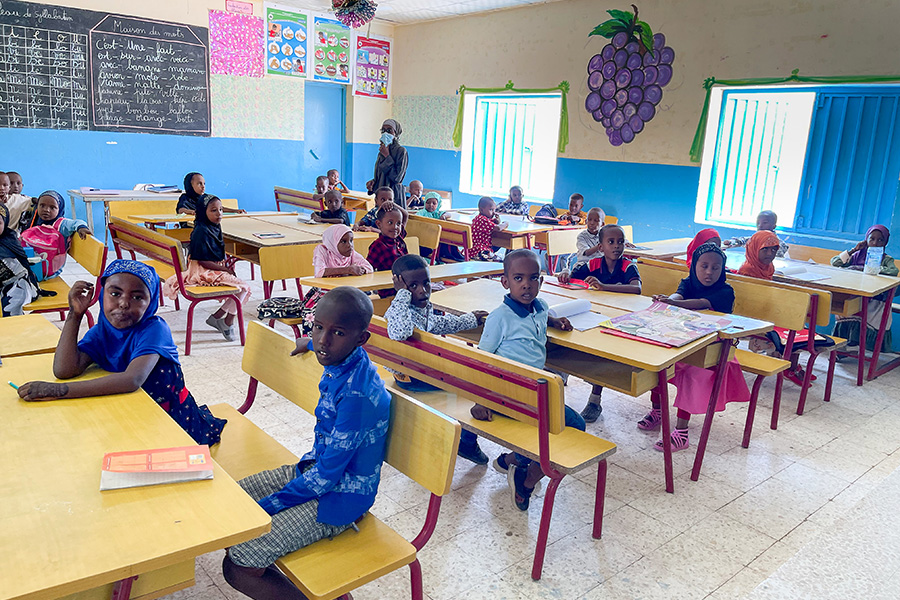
(585, 5, 674, 146)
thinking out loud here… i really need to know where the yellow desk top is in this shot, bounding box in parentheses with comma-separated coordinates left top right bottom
(128, 212, 284, 224)
(299, 261, 504, 292)
(429, 278, 720, 372)
(0, 314, 60, 357)
(625, 237, 693, 259)
(672, 251, 900, 298)
(67, 189, 181, 201)
(220, 216, 322, 247)
(540, 277, 771, 339)
(1, 354, 270, 600)
(251, 215, 376, 241)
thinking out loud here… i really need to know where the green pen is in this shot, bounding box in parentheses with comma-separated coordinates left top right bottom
(8, 381, 19, 390)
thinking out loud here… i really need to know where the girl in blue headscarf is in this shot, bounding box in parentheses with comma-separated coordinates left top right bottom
(17, 259, 227, 445)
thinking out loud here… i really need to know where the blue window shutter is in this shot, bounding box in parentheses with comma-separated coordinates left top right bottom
(796, 89, 900, 239)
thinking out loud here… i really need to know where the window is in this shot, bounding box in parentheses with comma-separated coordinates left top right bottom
(695, 85, 900, 242)
(459, 93, 561, 201)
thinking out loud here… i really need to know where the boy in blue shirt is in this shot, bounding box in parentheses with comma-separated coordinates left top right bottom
(223, 287, 392, 600)
(473, 249, 586, 511)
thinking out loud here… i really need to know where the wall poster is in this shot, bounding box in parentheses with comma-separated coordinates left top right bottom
(264, 3, 308, 78)
(311, 15, 351, 84)
(353, 35, 391, 99)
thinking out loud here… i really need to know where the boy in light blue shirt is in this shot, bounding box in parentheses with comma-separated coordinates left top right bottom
(473, 249, 586, 511)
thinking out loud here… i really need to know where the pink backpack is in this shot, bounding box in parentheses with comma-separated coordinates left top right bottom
(20, 220, 67, 279)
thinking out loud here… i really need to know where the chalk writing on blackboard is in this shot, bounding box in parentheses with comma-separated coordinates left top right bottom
(90, 15, 210, 135)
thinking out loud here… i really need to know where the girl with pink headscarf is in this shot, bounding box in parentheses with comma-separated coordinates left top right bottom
(832, 225, 898, 351)
(296, 225, 373, 336)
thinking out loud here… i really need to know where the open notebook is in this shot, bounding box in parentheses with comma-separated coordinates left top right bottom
(548, 299, 611, 332)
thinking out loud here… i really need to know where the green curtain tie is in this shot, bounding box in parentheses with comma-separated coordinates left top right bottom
(451, 80, 570, 153)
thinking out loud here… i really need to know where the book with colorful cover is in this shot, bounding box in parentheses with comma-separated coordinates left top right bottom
(599, 302, 731, 347)
(100, 445, 214, 491)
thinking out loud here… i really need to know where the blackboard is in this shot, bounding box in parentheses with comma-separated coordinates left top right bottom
(0, 0, 210, 136)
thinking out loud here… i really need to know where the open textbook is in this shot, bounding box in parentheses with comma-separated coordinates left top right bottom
(548, 299, 611, 332)
(774, 264, 830, 281)
(600, 302, 732, 347)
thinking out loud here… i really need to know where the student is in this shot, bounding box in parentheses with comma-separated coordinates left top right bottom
(470, 196, 508, 261)
(326, 168, 349, 193)
(17, 260, 226, 445)
(355, 186, 394, 233)
(557, 224, 641, 421)
(20, 191, 91, 278)
(723, 210, 789, 257)
(0, 204, 40, 316)
(558, 193, 587, 226)
(366, 201, 409, 298)
(646, 243, 748, 450)
(311, 190, 351, 226)
(473, 249, 584, 510)
(832, 225, 898, 352)
(222, 287, 391, 600)
(496, 185, 529, 216)
(416, 192, 450, 220)
(7, 171, 23, 195)
(564, 207, 607, 273)
(406, 179, 424, 209)
(685, 228, 721, 270)
(0, 171, 30, 229)
(312, 175, 329, 205)
(178, 172, 244, 215)
(163, 195, 251, 341)
(295, 225, 374, 338)
(8, 172, 36, 232)
(736, 230, 780, 279)
(737, 230, 811, 383)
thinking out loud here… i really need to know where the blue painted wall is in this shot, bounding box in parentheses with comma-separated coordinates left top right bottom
(2, 127, 314, 228)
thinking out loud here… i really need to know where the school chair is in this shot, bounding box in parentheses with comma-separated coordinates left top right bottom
(24, 233, 108, 327)
(784, 243, 837, 265)
(210, 321, 461, 600)
(107, 199, 179, 224)
(405, 219, 442, 265)
(108, 217, 247, 355)
(274, 186, 323, 212)
(410, 215, 471, 262)
(544, 227, 582, 273)
(603, 215, 618, 225)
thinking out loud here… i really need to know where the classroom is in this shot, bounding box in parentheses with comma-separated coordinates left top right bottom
(3, 0, 900, 599)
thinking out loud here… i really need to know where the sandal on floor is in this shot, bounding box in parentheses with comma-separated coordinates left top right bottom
(653, 428, 689, 452)
(637, 408, 662, 431)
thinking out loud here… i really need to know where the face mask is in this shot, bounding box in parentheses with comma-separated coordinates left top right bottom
(380, 132, 394, 146)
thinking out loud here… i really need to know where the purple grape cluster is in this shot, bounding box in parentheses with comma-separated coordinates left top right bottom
(586, 31, 674, 146)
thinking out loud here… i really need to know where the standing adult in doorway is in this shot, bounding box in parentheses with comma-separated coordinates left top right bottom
(366, 119, 408, 208)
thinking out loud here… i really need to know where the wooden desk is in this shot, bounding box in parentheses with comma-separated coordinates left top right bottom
(1, 354, 270, 600)
(0, 314, 60, 357)
(251, 214, 377, 244)
(299, 261, 504, 293)
(443, 212, 554, 250)
(67, 189, 182, 232)
(274, 186, 371, 213)
(128, 211, 286, 226)
(624, 237, 693, 260)
(430, 278, 771, 492)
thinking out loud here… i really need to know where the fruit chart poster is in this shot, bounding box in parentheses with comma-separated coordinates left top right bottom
(353, 36, 391, 99)
(312, 15, 352, 84)
(265, 3, 308, 78)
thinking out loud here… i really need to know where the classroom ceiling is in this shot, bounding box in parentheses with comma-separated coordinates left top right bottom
(276, 0, 562, 25)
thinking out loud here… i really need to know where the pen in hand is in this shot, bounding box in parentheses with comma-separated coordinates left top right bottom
(8, 381, 19, 390)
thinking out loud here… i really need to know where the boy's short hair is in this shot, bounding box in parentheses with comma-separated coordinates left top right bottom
(375, 186, 394, 198)
(6, 171, 19, 177)
(327, 168, 339, 176)
(320, 286, 374, 332)
(599, 223, 624, 241)
(324, 189, 343, 204)
(316, 175, 328, 183)
(569, 193, 584, 202)
(503, 248, 540, 275)
(391, 253, 428, 276)
(375, 201, 401, 221)
(757, 210, 777, 222)
(509, 185, 523, 194)
(478, 196, 494, 210)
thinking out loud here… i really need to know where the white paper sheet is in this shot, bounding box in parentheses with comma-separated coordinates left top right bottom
(548, 299, 611, 331)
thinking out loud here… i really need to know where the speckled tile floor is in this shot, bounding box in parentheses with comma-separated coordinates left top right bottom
(55, 258, 900, 599)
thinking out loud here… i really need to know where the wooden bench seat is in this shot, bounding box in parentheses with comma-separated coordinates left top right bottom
(364, 317, 616, 580)
(209, 321, 459, 600)
(23, 233, 107, 326)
